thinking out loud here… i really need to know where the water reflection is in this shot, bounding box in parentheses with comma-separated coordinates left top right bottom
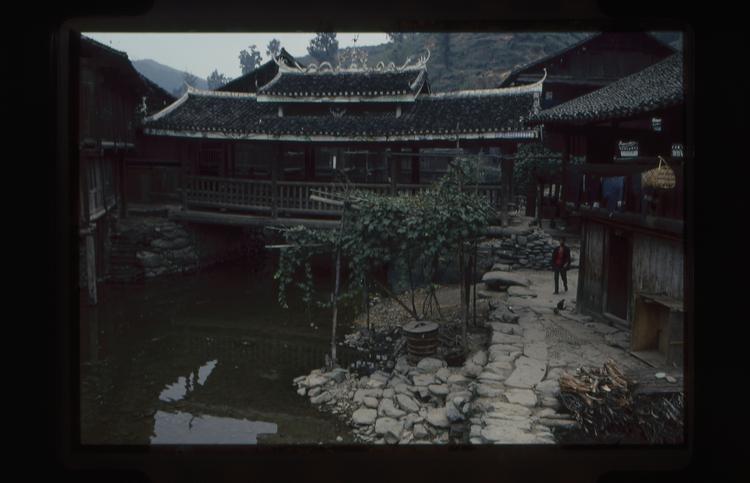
(158, 359, 218, 402)
(150, 410, 277, 444)
(80, 263, 358, 445)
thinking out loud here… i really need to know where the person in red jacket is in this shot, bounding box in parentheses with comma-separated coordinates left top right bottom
(551, 237, 572, 294)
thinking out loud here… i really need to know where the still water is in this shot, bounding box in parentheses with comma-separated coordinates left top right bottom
(79, 260, 357, 445)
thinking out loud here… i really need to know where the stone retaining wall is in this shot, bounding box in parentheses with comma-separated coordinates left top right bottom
(478, 228, 574, 272)
(114, 216, 265, 279)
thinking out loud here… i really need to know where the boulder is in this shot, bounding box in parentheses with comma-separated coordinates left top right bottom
(352, 408, 377, 425)
(476, 382, 505, 398)
(504, 389, 538, 407)
(435, 367, 452, 383)
(417, 357, 446, 373)
(535, 379, 560, 399)
(471, 350, 488, 366)
(308, 386, 322, 398)
(378, 398, 406, 418)
(413, 424, 429, 439)
(310, 391, 333, 405)
(425, 408, 451, 428)
(296, 387, 306, 396)
(393, 383, 415, 396)
(403, 413, 422, 430)
(396, 394, 420, 413)
(375, 417, 404, 440)
(428, 384, 450, 397)
(447, 374, 470, 386)
(462, 362, 483, 378)
(478, 371, 506, 383)
(353, 388, 383, 403)
(363, 397, 380, 409)
(445, 401, 464, 422)
(326, 368, 348, 384)
(490, 306, 521, 324)
(412, 373, 437, 387)
(382, 388, 395, 399)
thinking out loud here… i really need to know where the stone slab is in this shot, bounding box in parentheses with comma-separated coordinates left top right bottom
(505, 357, 547, 389)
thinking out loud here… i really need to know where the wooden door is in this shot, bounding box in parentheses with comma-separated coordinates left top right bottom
(605, 230, 630, 321)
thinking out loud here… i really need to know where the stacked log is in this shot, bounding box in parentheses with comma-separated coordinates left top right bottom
(558, 359, 683, 443)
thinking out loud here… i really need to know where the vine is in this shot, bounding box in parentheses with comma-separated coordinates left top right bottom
(272, 158, 492, 357)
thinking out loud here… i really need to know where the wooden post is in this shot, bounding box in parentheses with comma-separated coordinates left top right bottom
(500, 145, 515, 227)
(272, 144, 280, 218)
(119, 155, 128, 219)
(330, 248, 341, 367)
(390, 149, 398, 195)
(575, 219, 587, 313)
(411, 146, 420, 185)
(535, 178, 543, 226)
(560, 130, 571, 220)
(85, 224, 97, 305)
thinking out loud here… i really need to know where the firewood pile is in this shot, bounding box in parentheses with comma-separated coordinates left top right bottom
(559, 359, 684, 443)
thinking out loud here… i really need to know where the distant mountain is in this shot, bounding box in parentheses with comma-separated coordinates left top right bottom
(132, 59, 208, 96)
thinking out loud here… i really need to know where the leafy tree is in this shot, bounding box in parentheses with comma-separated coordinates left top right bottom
(266, 38, 281, 58)
(239, 45, 263, 74)
(207, 69, 231, 89)
(387, 32, 407, 65)
(307, 32, 339, 65)
(273, 159, 491, 361)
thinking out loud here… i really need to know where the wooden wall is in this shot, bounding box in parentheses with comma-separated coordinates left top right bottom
(630, 233, 685, 309)
(580, 221, 605, 313)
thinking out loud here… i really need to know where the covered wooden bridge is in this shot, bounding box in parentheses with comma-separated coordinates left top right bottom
(140, 49, 545, 226)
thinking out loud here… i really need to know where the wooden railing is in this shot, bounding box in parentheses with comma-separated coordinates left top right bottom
(184, 176, 503, 217)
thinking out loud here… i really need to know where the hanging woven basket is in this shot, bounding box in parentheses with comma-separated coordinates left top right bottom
(641, 156, 676, 189)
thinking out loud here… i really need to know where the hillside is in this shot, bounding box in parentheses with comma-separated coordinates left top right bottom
(132, 59, 208, 95)
(297, 32, 681, 92)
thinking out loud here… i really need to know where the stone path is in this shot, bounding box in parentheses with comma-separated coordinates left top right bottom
(465, 267, 653, 444)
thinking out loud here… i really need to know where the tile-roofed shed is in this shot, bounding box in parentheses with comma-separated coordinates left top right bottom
(527, 53, 683, 125)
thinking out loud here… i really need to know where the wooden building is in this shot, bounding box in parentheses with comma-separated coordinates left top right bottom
(141, 50, 545, 227)
(77, 34, 174, 304)
(528, 53, 687, 367)
(501, 32, 677, 219)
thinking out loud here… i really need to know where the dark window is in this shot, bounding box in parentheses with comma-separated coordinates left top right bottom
(234, 143, 272, 178)
(198, 146, 223, 176)
(282, 149, 305, 180)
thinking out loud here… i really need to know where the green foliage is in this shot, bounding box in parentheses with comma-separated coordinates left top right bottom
(207, 69, 231, 90)
(273, 159, 492, 320)
(239, 45, 263, 74)
(512, 142, 583, 193)
(266, 38, 281, 58)
(307, 33, 339, 65)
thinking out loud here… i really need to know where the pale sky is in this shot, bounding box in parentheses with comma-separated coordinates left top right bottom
(84, 33, 390, 80)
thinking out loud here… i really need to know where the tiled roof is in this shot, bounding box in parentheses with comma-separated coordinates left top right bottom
(528, 53, 683, 124)
(258, 68, 427, 100)
(143, 85, 541, 141)
(217, 48, 302, 93)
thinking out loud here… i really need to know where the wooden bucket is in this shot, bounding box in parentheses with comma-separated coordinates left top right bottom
(402, 321, 439, 364)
